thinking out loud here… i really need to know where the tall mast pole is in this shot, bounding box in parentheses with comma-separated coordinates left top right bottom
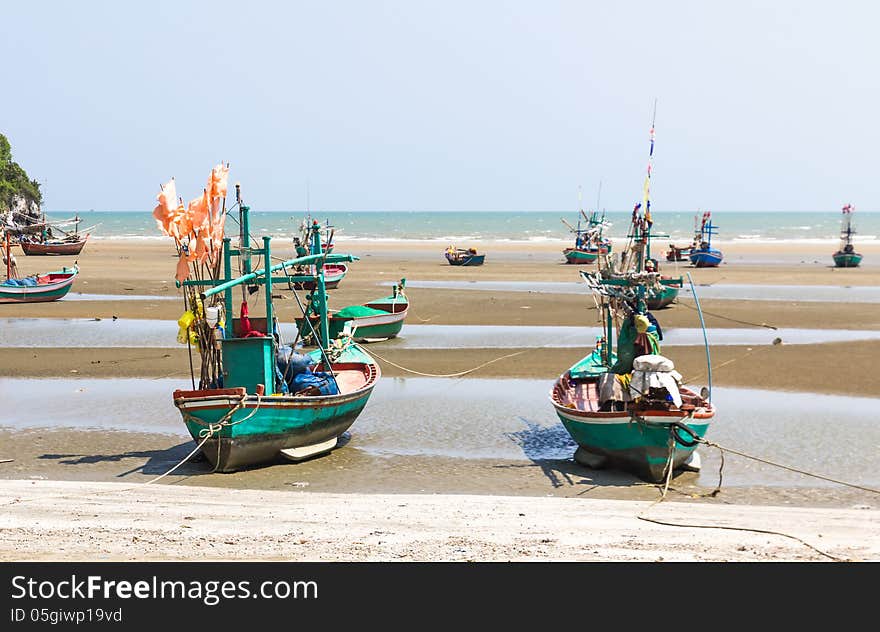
(642, 99, 657, 266)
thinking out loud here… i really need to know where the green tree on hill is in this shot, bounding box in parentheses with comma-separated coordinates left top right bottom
(0, 133, 43, 214)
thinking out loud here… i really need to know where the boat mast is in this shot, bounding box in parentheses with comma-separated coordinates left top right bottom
(841, 204, 855, 248)
(642, 99, 657, 266)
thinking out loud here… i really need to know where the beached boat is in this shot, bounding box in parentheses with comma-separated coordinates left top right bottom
(688, 212, 723, 267)
(550, 110, 716, 483)
(665, 243, 689, 262)
(297, 279, 408, 343)
(15, 213, 94, 256)
(0, 226, 78, 303)
(833, 204, 862, 268)
(445, 246, 485, 266)
(561, 203, 612, 264)
(157, 166, 380, 473)
(19, 233, 89, 256)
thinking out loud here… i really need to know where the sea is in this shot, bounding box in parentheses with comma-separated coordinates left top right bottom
(47, 210, 879, 245)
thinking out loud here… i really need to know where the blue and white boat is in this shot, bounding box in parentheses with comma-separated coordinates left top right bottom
(688, 212, 723, 268)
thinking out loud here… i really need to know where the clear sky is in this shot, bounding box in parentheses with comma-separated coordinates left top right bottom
(2, 1, 876, 212)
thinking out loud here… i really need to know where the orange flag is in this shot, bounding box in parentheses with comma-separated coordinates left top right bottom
(175, 251, 191, 283)
(209, 163, 229, 199)
(188, 190, 210, 233)
(153, 178, 178, 235)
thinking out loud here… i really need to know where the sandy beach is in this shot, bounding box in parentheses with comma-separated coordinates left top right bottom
(1, 237, 879, 561)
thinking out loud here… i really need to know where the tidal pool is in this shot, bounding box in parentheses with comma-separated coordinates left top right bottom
(1, 377, 877, 489)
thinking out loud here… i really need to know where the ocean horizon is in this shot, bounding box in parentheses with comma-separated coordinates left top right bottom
(43, 209, 880, 245)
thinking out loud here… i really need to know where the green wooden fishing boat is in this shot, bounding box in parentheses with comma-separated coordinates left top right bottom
(163, 174, 380, 473)
(561, 191, 613, 264)
(297, 280, 408, 344)
(559, 268, 715, 482)
(553, 107, 715, 483)
(833, 204, 862, 268)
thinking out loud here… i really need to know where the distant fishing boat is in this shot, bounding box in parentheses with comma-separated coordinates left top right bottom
(551, 106, 716, 483)
(16, 213, 94, 256)
(1, 224, 78, 303)
(289, 221, 347, 289)
(158, 166, 379, 472)
(665, 243, 689, 262)
(298, 279, 408, 343)
(292, 263, 347, 290)
(833, 204, 862, 268)
(688, 212, 723, 267)
(445, 246, 485, 266)
(561, 186, 612, 264)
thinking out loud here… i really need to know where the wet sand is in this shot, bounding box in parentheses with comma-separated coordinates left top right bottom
(2, 237, 879, 560)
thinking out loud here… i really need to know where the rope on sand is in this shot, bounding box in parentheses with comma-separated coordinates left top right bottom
(635, 426, 880, 562)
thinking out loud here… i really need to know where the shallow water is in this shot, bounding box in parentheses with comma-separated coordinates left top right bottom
(1, 376, 877, 488)
(396, 280, 880, 303)
(2, 318, 877, 349)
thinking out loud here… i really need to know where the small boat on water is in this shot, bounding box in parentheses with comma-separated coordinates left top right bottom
(833, 204, 862, 268)
(298, 279, 408, 343)
(688, 212, 723, 267)
(1, 225, 78, 303)
(445, 246, 485, 266)
(156, 165, 380, 473)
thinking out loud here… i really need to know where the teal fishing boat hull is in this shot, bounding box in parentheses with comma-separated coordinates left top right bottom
(299, 291, 408, 343)
(551, 371, 714, 482)
(833, 252, 862, 268)
(173, 345, 380, 472)
(645, 284, 679, 310)
(563, 245, 610, 264)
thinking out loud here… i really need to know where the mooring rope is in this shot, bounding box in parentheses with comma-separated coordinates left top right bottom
(633, 424, 877, 562)
(675, 300, 778, 330)
(365, 347, 530, 378)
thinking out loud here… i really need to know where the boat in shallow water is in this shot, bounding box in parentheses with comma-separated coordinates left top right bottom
(552, 268, 716, 482)
(155, 166, 379, 472)
(833, 204, 862, 268)
(552, 108, 716, 483)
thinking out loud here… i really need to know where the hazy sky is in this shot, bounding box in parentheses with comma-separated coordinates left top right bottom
(2, 1, 877, 212)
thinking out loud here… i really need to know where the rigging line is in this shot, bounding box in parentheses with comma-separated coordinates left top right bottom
(674, 300, 778, 330)
(679, 343, 776, 387)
